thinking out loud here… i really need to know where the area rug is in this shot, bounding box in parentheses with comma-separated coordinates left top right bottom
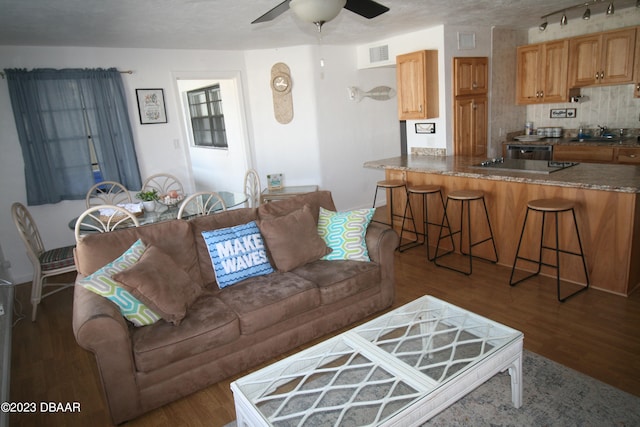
(224, 350, 640, 426)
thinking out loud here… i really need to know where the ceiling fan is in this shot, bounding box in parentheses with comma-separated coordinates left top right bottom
(252, 0, 390, 31)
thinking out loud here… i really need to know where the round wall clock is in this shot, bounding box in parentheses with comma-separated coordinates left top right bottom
(270, 63, 293, 124)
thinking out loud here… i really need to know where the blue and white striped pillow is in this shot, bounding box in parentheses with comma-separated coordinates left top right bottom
(201, 221, 274, 288)
(317, 207, 375, 261)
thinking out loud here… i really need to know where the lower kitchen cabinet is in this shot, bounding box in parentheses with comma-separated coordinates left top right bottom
(554, 145, 640, 164)
(454, 96, 487, 156)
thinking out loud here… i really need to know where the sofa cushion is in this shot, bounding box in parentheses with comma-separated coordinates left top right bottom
(257, 205, 331, 272)
(201, 221, 274, 288)
(77, 239, 162, 327)
(257, 190, 336, 223)
(292, 259, 381, 305)
(189, 208, 259, 287)
(317, 207, 375, 261)
(74, 219, 202, 287)
(131, 290, 240, 372)
(113, 245, 202, 325)
(217, 272, 320, 335)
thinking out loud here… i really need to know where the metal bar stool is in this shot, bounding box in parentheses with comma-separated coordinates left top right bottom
(434, 190, 498, 275)
(509, 198, 589, 302)
(400, 184, 452, 259)
(372, 180, 418, 250)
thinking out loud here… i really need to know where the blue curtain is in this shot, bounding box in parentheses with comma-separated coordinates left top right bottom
(4, 68, 141, 205)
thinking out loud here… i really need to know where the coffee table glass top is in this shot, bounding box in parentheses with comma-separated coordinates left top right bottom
(232, 296, 523, 426)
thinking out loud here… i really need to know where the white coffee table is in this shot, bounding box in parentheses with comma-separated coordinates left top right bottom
(231, 296, 523, 426)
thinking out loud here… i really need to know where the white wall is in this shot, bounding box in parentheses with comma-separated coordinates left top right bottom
(0, 42, 400, 283)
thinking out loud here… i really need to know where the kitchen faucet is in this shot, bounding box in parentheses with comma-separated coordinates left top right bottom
(597, 125, 608, 137)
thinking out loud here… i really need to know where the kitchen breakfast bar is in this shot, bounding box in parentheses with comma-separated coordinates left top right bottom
(364, 155, 640, 297)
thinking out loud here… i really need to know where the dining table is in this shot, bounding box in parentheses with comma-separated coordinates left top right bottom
(69, 191, 248, 231)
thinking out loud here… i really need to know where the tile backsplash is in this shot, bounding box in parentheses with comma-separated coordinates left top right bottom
(526, 84, 639, 131)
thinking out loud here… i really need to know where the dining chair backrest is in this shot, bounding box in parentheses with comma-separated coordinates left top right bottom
(244, 169, 261, 208)
(141, 173, 184, 197)
(12, 202, 76, 321)
(85, 181, 132, 208)
(11, 202, 45, 263)
(177, 191, 227, 219)
(75, 204, 140, 242)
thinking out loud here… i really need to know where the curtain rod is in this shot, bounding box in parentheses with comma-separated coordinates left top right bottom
(0, 69, 133, 79)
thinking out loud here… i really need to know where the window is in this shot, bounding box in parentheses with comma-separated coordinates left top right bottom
(5, 68, 141, 205)
(187, 84, 228, 148)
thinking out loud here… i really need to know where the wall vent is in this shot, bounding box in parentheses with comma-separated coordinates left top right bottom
(369, 45, 389, 63)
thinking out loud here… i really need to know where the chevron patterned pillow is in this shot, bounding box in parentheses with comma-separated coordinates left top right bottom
(78, 239, 161, 327)
(317, 207, 375, 261)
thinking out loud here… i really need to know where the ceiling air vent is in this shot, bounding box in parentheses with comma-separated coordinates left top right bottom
(369, 45, 389, 63)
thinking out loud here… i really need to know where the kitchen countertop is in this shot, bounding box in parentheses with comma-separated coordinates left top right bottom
(363, 155, 640, 194)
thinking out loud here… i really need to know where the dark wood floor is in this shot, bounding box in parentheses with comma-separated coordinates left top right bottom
(8, 246, 640, 427)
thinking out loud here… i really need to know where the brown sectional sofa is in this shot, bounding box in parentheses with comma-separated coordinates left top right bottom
(72, 191, 399, 424)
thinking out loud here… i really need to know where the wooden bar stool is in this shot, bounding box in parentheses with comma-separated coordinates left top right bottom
(400, 184, 451, 259)
(434, 189, 498, 275)
(372, 180, 417, 250)
(509, 198, 589, 302)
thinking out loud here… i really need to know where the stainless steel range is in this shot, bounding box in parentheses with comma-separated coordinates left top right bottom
(473, 158, 579, 174)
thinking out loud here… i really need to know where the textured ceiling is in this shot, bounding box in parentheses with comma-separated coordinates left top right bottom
(0, 0, 638, 50)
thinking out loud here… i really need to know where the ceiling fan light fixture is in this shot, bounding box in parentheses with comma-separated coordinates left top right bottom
(289, 0, 347, 24)
(582, 7, 591, 19)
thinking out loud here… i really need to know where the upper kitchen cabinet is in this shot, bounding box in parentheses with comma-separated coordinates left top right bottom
(568, 27, 636, 88)
(453, 57, 488, 96)
(516, 40, 569, 104)
(396, 50, 439, 120)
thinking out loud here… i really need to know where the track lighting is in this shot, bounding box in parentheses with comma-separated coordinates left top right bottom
(540, 0, 619, 29)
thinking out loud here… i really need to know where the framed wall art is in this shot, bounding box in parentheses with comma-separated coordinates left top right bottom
(136, 88, 167, 124)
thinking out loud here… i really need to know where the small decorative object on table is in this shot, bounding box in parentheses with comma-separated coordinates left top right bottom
(267, 173, 283, 190)
(157, 190, 185, 208)
(136, 189, 159, 212)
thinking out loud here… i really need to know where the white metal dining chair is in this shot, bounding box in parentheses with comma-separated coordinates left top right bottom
(177, 192, 227, 219)
(141, 173, 184, 197)
(85, 181, 132, 208)
(75, 204, 140, 242)
(11, 202, 76, 321)
(244, 169, 261, 208)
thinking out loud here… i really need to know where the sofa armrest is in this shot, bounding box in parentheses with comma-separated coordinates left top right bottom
(72, 278, 142, 424)
(365, 222, 399, 264)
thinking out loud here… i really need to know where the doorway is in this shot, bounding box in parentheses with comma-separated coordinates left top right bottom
(174, 71, 253, 194)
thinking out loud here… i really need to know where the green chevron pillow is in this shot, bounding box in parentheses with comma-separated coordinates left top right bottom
(317, 207, 375, 261)
(78, 239, 161, 327)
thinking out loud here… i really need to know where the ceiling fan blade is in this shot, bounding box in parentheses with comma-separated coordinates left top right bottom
(344, 0, 389, 19)
(252, 0, 291, 24)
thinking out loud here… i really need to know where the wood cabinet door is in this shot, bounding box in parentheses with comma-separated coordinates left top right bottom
(616, 148, 640, 164)
(472, 97, 488, 157)
(516, 44, 542, 104)
(553, 145, 615, 163)
(397, 51, 426, 119)
(600, 28, 636, 85)
(454, 57, 488, 96)
(569, 34, 601, 87)
(396, 50, 439, 120)
(454, 97, 486, 157)
(635, 27, 640, 98)
(542, 40, 569, 103)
